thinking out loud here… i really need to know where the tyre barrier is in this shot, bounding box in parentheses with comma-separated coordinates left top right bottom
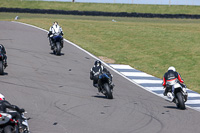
(1, 7, 200, 19)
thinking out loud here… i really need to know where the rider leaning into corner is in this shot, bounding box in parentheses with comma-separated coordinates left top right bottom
(0, 44, 7, 67)
(162, 66, 188, 102)
(0, 93, 25, 131)
(90, 60, 114, 92)
(47, 21, 64, 50)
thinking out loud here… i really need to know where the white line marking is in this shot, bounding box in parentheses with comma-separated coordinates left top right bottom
(109, 64, 134, 69)
(188, 93, 200, 97)
(146, 87, 164, 91)
(190, 107, 200, 110)
(133, 79, 162, 84)
(186, 100, 200, 104)
(121, 72, 154, 77)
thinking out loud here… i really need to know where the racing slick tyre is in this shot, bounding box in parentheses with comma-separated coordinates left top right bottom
(56, 42, 61, 55)
(0, 61, 4, 75)
(104, 83, 113, 99)
(176, 92, 186, 110)
(4, 125, 13, 133)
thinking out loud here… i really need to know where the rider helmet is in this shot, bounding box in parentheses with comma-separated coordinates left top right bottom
(94, 60, 101, 67)
(168, 66, 176, 72)
(0, 93, 5, 100)
(54, 21, 58, 26)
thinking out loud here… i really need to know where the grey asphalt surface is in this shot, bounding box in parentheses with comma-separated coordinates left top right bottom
(0, 21, 200, 133)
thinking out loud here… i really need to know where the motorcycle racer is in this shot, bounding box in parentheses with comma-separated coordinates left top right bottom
(90, 60, 114, 92)
(0, 93, 25, 131)
(162, 66, 187, 101)
(90, 60, 104, 88)
(48, 21, 64, 50)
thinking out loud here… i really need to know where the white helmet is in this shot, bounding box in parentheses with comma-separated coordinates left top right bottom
(168, 66, 176, 72)
(0, 93, 5, 100)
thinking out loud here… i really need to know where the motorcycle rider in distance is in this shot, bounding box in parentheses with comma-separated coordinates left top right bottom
(0, 44, 7, 67)
(90, 60, 114, 92)
(0, 93, 25, 132)
(162, 66, 187, 102)
(48, 21, 64, 50)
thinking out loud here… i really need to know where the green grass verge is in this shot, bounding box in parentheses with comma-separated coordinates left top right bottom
(1, 0, 200, 15)
(1, 12, 200, 93)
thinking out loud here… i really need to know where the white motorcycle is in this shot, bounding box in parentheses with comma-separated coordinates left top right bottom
(0, 111, 30, 133)
(165, 79, 188, 110)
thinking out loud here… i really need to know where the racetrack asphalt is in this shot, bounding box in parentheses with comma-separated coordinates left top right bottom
(0, 21, 200, 133)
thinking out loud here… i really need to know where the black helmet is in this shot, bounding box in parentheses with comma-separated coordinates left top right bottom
(94, 60, 101, 66)
(54, 21, 58, 24)
(53, 21, 58, 27)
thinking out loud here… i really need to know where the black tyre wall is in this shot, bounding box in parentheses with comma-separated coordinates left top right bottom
(1, 7, 200, 19)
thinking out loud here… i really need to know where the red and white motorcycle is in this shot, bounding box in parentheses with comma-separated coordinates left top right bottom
(166, 79, 188, 110)
(0, 111, 30, 133)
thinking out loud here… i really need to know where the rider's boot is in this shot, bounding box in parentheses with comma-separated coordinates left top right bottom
(167, 92, 174, 102)
(18, 123, 23, 133)
(51, 43, 55, 50)
(61, 39, 64, 48)
(98, 87, 101, 93)
(182, 87, 188, 94)
(182, 87, 188, 102)
(93, 83, 98, 88)
(110, 83, 115, 89)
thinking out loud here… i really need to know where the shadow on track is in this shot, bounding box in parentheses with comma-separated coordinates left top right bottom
(92, 95, 107, 99)
(164, 106, 187, 110)
(0, 72, 8, 76)
(92, 95, 114, 100)
(163, 106, 177, 109)
(49, 52, 65, 56)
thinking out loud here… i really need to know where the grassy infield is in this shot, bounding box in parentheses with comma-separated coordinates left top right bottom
(1, 0, 200, 93)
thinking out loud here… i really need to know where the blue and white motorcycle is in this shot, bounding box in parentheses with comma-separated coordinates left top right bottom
(98, 72, 113, 99)
(49, 33, 63, 55)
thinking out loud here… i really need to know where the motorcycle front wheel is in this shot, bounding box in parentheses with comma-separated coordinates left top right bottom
(176, 92, 186, 110)
(0, 61, 4, 75)
(104, 83, 113, 99)
(56, 42, 61, 55)
(4, 125, 14, 133)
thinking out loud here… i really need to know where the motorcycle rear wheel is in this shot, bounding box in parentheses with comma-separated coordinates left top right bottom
(176, 92, 186, 110)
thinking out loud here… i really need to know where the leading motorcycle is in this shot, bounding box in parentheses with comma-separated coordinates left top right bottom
(166, 79, 188, 110)
(98, 72, 113, 99)
(0, 111, 30, 133)
(49, 33, 63, 55)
